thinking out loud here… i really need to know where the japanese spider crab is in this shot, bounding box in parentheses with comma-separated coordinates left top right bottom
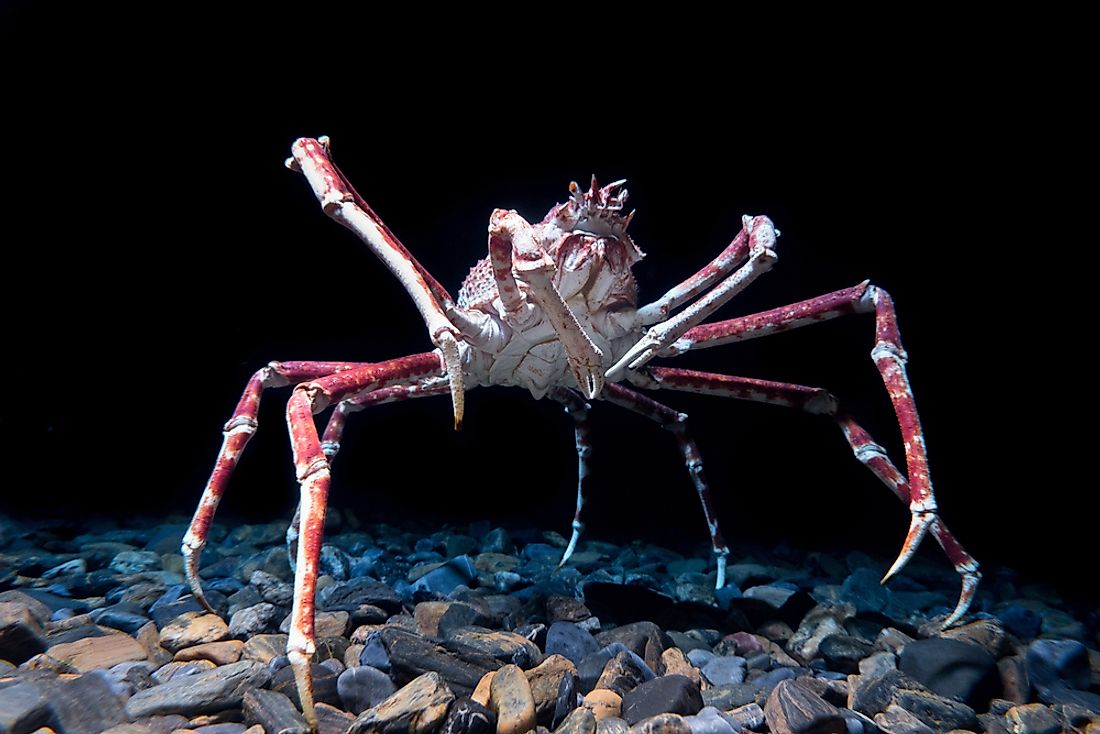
(182, 136, 980, 730)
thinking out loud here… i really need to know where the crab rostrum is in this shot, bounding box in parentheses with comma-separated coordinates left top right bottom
(181, 136, 980, 731)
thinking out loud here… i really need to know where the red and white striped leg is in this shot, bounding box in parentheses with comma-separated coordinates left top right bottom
(607, 216, 779, 381)
(599, 383, 732, 588)
(182, 360, 371, 612)
(661, 282, 959, 595)
(548, 388, 594, 567)
(635, 367, 980, 626)
(286, 378, 453, 567)
(284, 352, 444, 731)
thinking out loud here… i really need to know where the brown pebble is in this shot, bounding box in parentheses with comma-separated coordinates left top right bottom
(174, 640, 244, 665)
(415, 602, 452, 637)
(584, 689, 623, 721)
(490, 664, 537, 734)
(557, 706, 597, 734)
(241, 634, 289, 664)
(525, 654, 577, 725)
(626, 712, 692, 734)
(765, 678, 846, 734)
(659, 649, 700, 689)
(47, 632, 148, 672)
(347, 671, 454, 734)
(158, 613, 229, 653)
(135, 621, 172, 667)
(472, 670, 496, 707)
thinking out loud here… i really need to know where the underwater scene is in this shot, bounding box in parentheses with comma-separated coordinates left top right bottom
(1, 8, 1092, 734)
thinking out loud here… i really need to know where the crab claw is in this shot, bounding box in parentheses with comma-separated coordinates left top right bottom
(437, 331, 465, 430)
(881, 510, 935, 586)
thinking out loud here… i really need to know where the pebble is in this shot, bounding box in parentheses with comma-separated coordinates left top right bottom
(439, 697, 496, 734)
(765, 678, 846, 734)
(243, 688, 310, 734)
(339, 665, 399, 714)
(622, 675, 704, 725)
(525, 654, 578, 726)
(558, 705, 598, 734)
(898, 637, 1000, 709)
(47, 631, 149, 671)
(158, 611, 229, 652)
(1025, 639, 1090, 697)
(174, 639, 245, 665)
(547, 621, 601, 666)
(0, 600, 47, 662)
(228, 602, 281, 638)
(490, 663, 537, 734)
(0, 514, 1096, 734)
(125, 660, 271, 718)
(1004, 703, 1062, 734)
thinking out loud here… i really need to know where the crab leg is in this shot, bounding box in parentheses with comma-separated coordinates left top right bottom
(635, 216, 756, 324)
(633, 366, 980, 626)
(490, 209, 605, 398)
(182, 360, 371, 612)
(598, 383, 732, 588)
(284, 352, 444, 731)
(548, 388, 594, 566)
(286, 378, 453, 567)
(606, 216, 779, 381)
(288, 137, 465, 429)
(657, 282, 954, 590)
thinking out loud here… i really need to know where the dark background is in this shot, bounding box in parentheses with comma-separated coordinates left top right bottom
(0, 7, 1086, 599)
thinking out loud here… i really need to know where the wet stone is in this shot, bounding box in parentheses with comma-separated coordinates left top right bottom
(701, 682, 760, 711)
(547, 622, 601, 666)
(229, 603, 281, 639)
(125, 660, 271, 718)
(320, 577, 403, 616)
(597, 650, 657, 697)
(360, 630, 392, 672)
(939, 619, 1005, 657)
(241, 633, 288, 664)
(153, 658, 217, 682)
(0, 680, 51, 734)
(547, 596, 592, 624)
(271, 663, 341, 709)
(348, 671, 455, 734)
(1026, 639, 1090, 697)
(0, 601, 48, 663)
(622, 675, 703, 725)
(683, 707, 739, 734)
(585, 688, 623, 721)
(996, 606, 1042, 639)
(249, 570, 294, 607)
(627, 712, 693, 734)
(90, 602, 152, 635)
(764, 678, 846, 734)
(158, 612, 229, 652)
(558, 705, 598, 734)
(874, 704, 936, 734)
(788, 607, 849, 663)
(891, 689, 977, 733)
(661, 648, 701, 688)
(410, 555, 477, 596)
(491, 663, 538, 734)
(850, 670, 930, 717)
(242, 688, 310, 734)
(1005, 703, 1062, 734)
(149, 586, 206, 628)
(596, 622, 666, 670)
(818, 635, 874, 675)
(446, 627, 542, 668)
(998, 655, 1029, 704)
(110, 550, 162, 574)
(439, 696, 496, 734)
(47, 631, 148, 671)
(381, 627, 500, 695)
(32, 671, 129, 734)
(840, 569, 889, 614)
(701, 656, 747, 687)
(899, 638, 999, 710)
(525, 654, 578, 726)
(174, 639, 245, 665)
(339, 665, 399, 715)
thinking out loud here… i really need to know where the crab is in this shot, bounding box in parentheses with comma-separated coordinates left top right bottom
(181, 136, 980, 730)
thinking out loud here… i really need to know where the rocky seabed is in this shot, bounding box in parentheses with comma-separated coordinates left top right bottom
(0, 512, 1097, 734)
